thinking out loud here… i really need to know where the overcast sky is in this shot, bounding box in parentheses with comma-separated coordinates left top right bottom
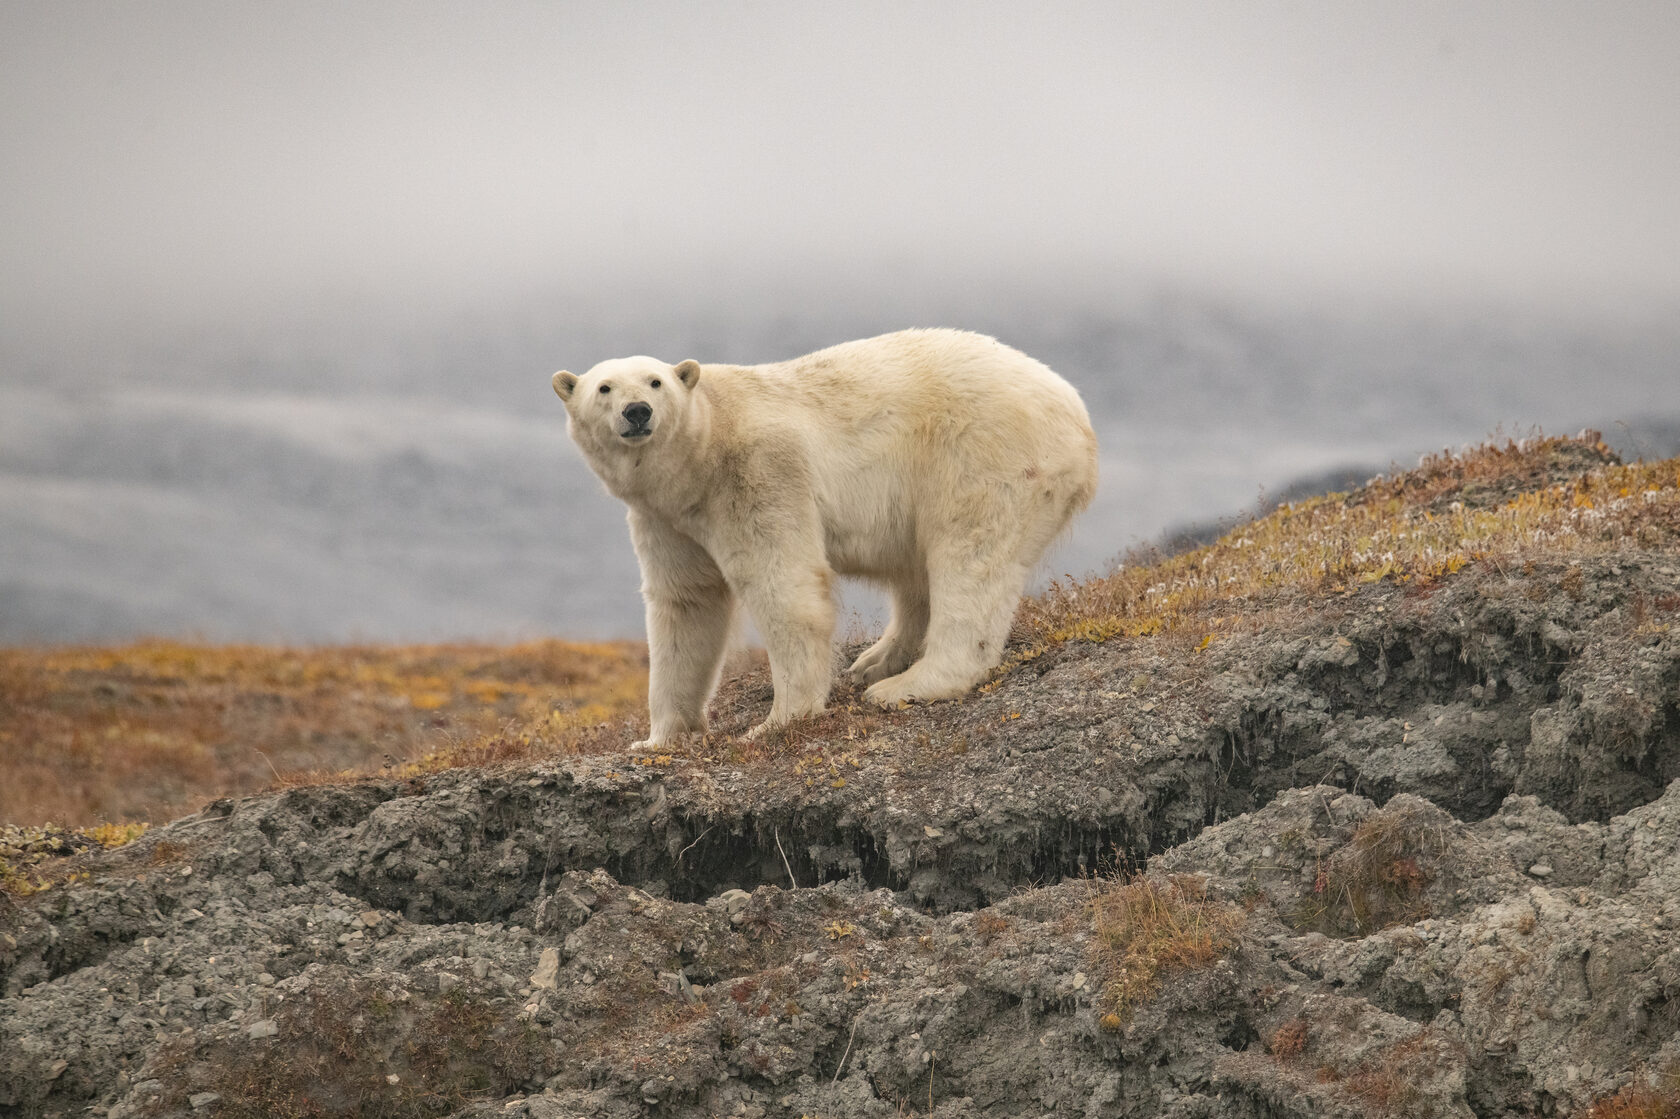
(3, 1, 1678, 366)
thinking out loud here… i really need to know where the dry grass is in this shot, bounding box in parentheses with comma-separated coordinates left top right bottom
(0, 638, 646, 827)
(1014, 433, 1680, 662)
(1090, 871, 1245, 1022)
(1581, 1073, 1680, 1119)
(1288, 1030, 1461, 1117)
(1293, 800, 1452, 936)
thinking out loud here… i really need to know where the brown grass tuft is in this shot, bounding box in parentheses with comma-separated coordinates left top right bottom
(1090, 872, 1244, 1021)
(1294, 801, 1451, 936)
(1270, 1018, 1309, 1059)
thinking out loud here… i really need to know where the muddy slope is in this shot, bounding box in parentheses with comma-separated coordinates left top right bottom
(4, 543, 1680, 1113)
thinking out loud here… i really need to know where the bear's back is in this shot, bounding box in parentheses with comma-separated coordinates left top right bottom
(712, 329, 1084, 438)
(699, 330, 1093, 561)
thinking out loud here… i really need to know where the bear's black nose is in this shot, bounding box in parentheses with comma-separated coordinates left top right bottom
(622, 402, 652, 426)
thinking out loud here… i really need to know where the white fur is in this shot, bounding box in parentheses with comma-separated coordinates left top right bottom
(552, 329, 1098, 745)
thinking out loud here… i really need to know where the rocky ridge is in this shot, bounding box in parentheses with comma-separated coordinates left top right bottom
(3, 442, 1680, 1118)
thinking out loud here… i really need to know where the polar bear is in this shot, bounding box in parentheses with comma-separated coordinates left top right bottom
(552, 328, 1097, 745)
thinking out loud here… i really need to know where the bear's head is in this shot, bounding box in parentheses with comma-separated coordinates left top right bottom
(551, 356, 702, 459)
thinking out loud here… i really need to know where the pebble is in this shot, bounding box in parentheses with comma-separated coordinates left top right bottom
(1529, 864, 1554, 879)
(246, 1019, 279, 1039)
(715, 888, 752, 916)
(189, 1092, 222, 1109)
(529, 948, 560, 991)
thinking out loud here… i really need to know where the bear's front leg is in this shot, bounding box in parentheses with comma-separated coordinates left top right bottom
(734, 565, 835, 738)
(629, 511, 734, 748)
(639, 590, 734, 747)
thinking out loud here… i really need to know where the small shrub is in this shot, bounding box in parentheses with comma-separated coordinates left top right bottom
(1270, 1018, 1308, 1059)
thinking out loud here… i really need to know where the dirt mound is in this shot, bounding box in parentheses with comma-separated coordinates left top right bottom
(4, 435, 1680, 1118)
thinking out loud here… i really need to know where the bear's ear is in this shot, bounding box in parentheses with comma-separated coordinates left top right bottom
(552, 370, 578, 401)
(673, 359, 701, 388)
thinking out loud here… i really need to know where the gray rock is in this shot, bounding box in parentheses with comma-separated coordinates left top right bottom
(2, 551, 1679, 1118)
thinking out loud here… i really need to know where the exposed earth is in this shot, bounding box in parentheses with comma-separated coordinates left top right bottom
(4, 437, 1679, 1118)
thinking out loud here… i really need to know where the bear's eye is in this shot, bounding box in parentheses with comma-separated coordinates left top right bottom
(650, 379, 661, 389)
(597, 384, 611, 395)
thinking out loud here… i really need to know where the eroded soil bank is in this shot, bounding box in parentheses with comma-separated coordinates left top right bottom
(4, 462, 1680, 1118)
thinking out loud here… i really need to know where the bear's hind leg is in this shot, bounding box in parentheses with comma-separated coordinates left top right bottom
(863, 546, 1026, 707)
(848, 577, 929, 687)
